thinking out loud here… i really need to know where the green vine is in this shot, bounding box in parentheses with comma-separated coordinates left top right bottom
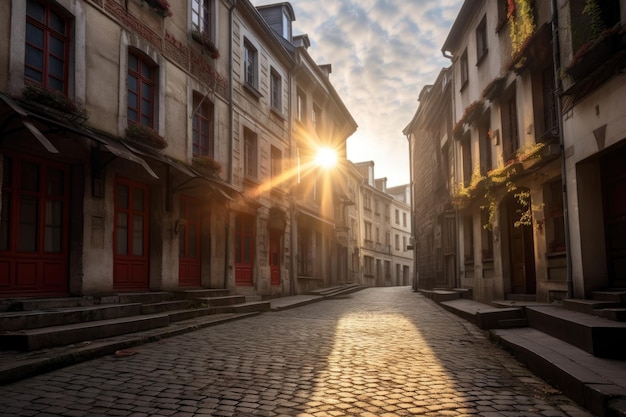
(509, 0, 535, 59)
(582, 0, 606, 39)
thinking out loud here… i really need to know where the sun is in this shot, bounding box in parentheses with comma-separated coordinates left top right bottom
(315, 146, 338, 169)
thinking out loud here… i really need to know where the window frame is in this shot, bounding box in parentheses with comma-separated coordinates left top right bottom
(25, 0, 71, 94)
(459, 49, 469, 90)
(243, 38, 258, 89)
(476, 16, 488, 64)
(270, 67, 282, 112)
(192, 93, 214, 158)
(191, 0, 214, 38)
(244, 127, 258, 179)
(127, 49, 156, 128)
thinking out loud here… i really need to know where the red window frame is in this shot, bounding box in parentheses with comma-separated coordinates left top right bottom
(25, 0, 71, 94)
(127, 50, 155, 128)
(192, 94, 214, 157)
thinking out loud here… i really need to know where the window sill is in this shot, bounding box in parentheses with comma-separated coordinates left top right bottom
(270, 106, 285, 120)
(243, 83, 263, 100)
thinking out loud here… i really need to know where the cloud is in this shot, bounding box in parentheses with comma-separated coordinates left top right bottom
(251, 0, 463, 185)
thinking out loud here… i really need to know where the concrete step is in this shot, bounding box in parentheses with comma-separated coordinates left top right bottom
(213, 301, 271, 314)
(167, 307, 212, 322)
(197, 295, 247, 307)
(0, 303, 142, 332)
(498, 318, 529, 328)
(476, 307, 525, 330)
(506, 293, 537, 302)
(600, 308, 626, 321)
(0, 313, 171, 351)
(174, 289, 231, 299)
(592, 290, 626, 303)
(308, 284, 363, 298)
(562, 298, 622, 314)
(490, 327, 626, 417)
(140, 300, 192, 314)
(2, 297, 98, 311)
(115, 292, 173, 304)
(526, 305, 626, 359)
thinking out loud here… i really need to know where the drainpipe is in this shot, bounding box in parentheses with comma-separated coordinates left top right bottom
(223, 0, 237, 290)
(405, 132, 418, 291)
(551, 0, 573, 298)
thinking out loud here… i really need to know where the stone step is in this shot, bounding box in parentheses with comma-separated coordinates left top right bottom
(167, 307, 212, 322)
(0, 313, 171, 351)
(174, 289, 231, 299)
(115, 292, 173, 304)
(600, 308, 626, 321)
(213, 301, 271, 314)
(498, 318, 529, 328)
(562, 299, 622, 314)
(592, 290, 626, 303)
(308, 284, 363, 298)
(476, 307, 525, 330)
(197, 295, 247, 307)
(526, 305, 626, 359)
(3, 297, 98, 311)
(0, 303, 142, 332)
(140, 300, 192, 314)
(506, 293, 537, 302)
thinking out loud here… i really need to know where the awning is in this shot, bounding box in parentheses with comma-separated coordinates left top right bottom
(0, 94, 158, 178)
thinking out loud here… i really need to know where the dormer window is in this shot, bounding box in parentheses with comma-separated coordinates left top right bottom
(282, 10, 291, 41)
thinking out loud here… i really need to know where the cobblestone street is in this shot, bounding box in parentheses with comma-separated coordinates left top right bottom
(0, 287, 594, 417)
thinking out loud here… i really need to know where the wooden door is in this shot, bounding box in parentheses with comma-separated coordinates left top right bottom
(269, 233, 281, 286)
(602, 148, 626, 286)
(113, 178, 149, 290)
(179, 196, 202, 287)
(507, 193, 536, 294)
(234, 213, 254, 286)
(0, 153, 70, 297)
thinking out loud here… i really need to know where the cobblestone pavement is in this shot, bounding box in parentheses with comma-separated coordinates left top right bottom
(0, 287, 595, 417)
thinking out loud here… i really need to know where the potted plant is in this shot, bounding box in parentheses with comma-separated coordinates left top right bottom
(191, 30, 220, 59)
(192, 155, 222, 176)
(125, 124, 168, 150)
(21, 84, 89, 124)
(142, 0, 172, 17)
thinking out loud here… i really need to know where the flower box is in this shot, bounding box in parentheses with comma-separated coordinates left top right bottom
(191, 30, 220, 59)
(142, 0, 172, 18)
(564, 29, 619, 81)
(21, 84, 89, 124)
(125, 124, 168, 150)
(192, 155, 221, 176)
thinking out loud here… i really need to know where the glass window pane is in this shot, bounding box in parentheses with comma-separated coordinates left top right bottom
(25, 46, 44, 71)
(49, 10, 66, 34)
(48, 77, 63, 92)
(132, 215, 143, 256)
(21, 161, 39, 192)
(141, 64, 152, 80)
(49, 36, 65, 58)
(26, 23, 45, 46)
(133, 188, 144, 211)
(1, 193, 11, 251)
(128, 54, 138, 72)
(44, 200, 62, 253)
(116, 184, 128, 209)
(48, 55, 64, 78)
(18, 196, 38, 252)
(46, 167, 64, 196)
(25, 67, 43, 84)
(26, 0, 45, 22)
(116, 213, 128, 255)
(127, 91, 138, 109)
(127, 75, 138, 93)
(141, 115, 151, 127)
(142, 83, 152, 100)
(127, 109, 138, 122)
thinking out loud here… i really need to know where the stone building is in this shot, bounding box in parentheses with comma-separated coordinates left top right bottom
(0, 0, 356, 300)
(387, 184, 413, 286)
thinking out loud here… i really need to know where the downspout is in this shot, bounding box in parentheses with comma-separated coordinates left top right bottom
(224, 0, 237, 290)
(442, 49, 461, 289)
(551, 0, 573, 298)
(405, 132, 418, 291)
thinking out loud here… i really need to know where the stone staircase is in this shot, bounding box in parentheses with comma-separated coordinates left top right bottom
(0, 289, 270, 352)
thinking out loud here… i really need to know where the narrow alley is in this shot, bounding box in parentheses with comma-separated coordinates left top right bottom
(0, 287, 593, 417)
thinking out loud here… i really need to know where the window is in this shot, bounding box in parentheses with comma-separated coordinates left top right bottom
(364, 222, 372, 241)
(192, 0, 213, 37)
(476, 16, 488, 62)
(460, 49, 469, 88)
(270, 68, 282, 111)
(481, 209, 493, 259)
(395, 209, 399, 224)
(374, 199, 380, 215)
(385, 231, 390, 246)
(297, 88, 306, 122)
(282, 10, 292, 40)
(375, 227, 380, 244)
(363, 194, 371, 211)
(192, 93, 214, 157)
(402, 212, 407, 227)
(25, 0, 71, 93)
(464, 215, 474, 263)
(297, 227, 311, 276)
(395, 234, 400, 250)
(244, 128, 258, 179)
(403, 236, 407, 251)
(541, 67, 558, 138)
(364, 256, 374, 276)
(461, 134, 472, 187)
(479, 118, 492, 175)
(546, 179, 566, 253)
(313, 104, 322, 135)
(385, 204, 390, 220)
(127, 50, 156, 128)
(244, 38, 257, 89)
(502, 92, 519, 160)
(271, 146, 282, 186)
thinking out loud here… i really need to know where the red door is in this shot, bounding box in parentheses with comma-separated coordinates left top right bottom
(0, 153, 70, 297)
(234, 213, 254, 286)
(113, 178, 149, 290)
(179, 195, 202, 287)
(269, 233, 281, 286)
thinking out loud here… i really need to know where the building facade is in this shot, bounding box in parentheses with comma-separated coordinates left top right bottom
(0, 0, 356, 300)
(387, 184, 413, 286)
(405, 0, 626, 303)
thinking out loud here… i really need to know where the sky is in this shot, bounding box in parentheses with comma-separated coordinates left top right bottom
(252, 0, 464, 187)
